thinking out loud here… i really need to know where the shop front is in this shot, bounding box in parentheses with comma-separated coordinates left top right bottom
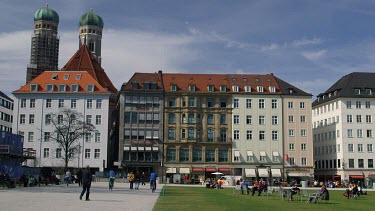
(205, 167, 217, 179)
(192, 167, 205, 184)
(179, 167, 191, 184)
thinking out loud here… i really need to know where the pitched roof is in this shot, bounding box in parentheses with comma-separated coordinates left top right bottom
(61, 44, 117, 93)
(0, 91, 13, 102)
(313, 72, 375, 106)
(13, 71, 110, 93)
(273, 76, 312, 96)
(121, 72, 163, 92)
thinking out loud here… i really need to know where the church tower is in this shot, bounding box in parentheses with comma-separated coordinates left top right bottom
(79, 9, 104, 64)
(26, 4, 59, 83)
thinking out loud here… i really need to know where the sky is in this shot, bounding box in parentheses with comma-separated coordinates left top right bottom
(2, 0, 375, 98)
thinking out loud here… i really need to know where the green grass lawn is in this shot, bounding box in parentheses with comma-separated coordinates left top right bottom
(154, 186, 375, 211)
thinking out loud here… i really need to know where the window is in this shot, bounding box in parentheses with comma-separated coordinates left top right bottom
(220, 114, 226, 124)
(269, 86, 276, 93)
(234, 150, 240, 161)
(366, 101, 371, 108)
(301, 158, 307, 166)
(28, 132, 34, 142)
(95, 133, 101, 142)
(219, 150, 228, 162)
(288, 102, 293, 108)
(220, 85, 226, 92)
(357, 129, 363, 138)
(356, 101, 361, 108)
(246, 130, 252, 140)
(220, 129, 227, 142)
(259, 99, 265, 108)
(355, 89, 361, 95)
(300, 115, 306, 122)
(188, 128, 195, 139)
(348, 144, 354, 152)
(234, 115, 239, 124)
(260, 155, 267, 162)
(168, 113, 175, 124)
(95, 115, 101, 125)
(358, 159, 364, 168)
(257, 86, 264, 92)
(46, 99, 52, 108)
(171, 84, 177, 91)
(272, 131, 278, 140)
(96, 99, 102, 109)
(300, 102, 305, 109)
(233, 99, 239, 108)
(366, 89, 372, 95)
(259, 131, 265, 140)
(259, 115, 265, 125)
(288, 157, 295, 165)
(86, 115, 92, 124)
(46, 84, 54, 92)
(289, 143, 295, 151)
(348, 159, 354, 168)
(232, 86, 239, 92)
(56, 148, 62, 158)
(369, 159, 374, 168)
(208, 85, 214, 92)
(246, 115, 252, 124)
(85, 149, 91, 159)
(368, 144, 373, 152)
(358, 144, 364, 152)
(234, 130, 240, 140)
(58, 84, 66, 92)
(76, 74, 82, 80)
(168, 129, 175, 139)
(368, 130, 373, 138)
(188, 97, 195, 107)
(207, 98, 214, 108)
(220, 99, 226, 108)
(94, 149, 100, 159)
(289, 129, 295, 137)
(347, 101, 352, 109)
(301, 129, 307, 137)
(366, 115, 372, 123)
(205, 149, 215, 162)
(207, 114, 214, 124)
(347, 115, 353, 123)
(20, 99, 26, 108)
(29, 99, 35, 108)
(245, 86, 251, 92)
(288, 115, 294, 123)
(348, 129, 353, 138)
(246, 99, 252, 108)
(87, 84, 94, 92)
(193, 149, 202, 162)
(45, 114, 51, 124)
(301, 143, 307, 151)
(58, 99, 64, 108)
(71, 84, 78, 92)
(43, 148, 49, 158)
(247, 152, 253, 162)
(70, 99, 77, 108)
(357, 115, 362, 123)
(30, 84, 38, 92)
(270, 116, 278, 125)
(87, 99, 92, 109)
(207, 129, 214, 142)
(271, 99, 277, 108)
(29, 114, 35, 124)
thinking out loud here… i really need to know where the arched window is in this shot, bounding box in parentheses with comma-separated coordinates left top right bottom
(89, 41, 94, 52)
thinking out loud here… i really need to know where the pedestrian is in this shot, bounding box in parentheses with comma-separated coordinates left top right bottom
(129, 172, 135, 189)
(141, 172, 146, 186)
(77, 169, 83, 187)
(65, 169, 71, 186)
(135, 171, 141, 190)
(80, 165, 92, 201)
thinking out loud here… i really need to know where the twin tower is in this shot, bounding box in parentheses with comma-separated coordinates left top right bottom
(26, 4, 104, 83)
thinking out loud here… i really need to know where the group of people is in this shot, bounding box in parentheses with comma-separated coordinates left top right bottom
(238, 179, 267, 196)
(344, 183, 365, 199)
(128, 171, 157, 190)
(205, 178, 224, 189)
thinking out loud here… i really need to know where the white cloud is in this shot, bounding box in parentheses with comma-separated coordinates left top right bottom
(301, 50, 327, 61)
(260, 43, 280, 51)
(291, 38, 322, 47)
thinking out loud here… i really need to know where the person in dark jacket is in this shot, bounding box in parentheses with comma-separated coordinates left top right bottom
(135, 171, 141, 190)
(80, 166, 92, 201)
(77, 169, 83, 187)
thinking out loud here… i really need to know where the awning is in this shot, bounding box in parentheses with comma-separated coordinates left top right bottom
(153, 147, 159, 151)
(192, 167, 204, 172)
(218, 168, 231, 172)
(205, 167, 217, 172)
(247, 151, 253, 156)
(124, 146, 130, 151)
(260, 151, 266, 156)
(350, 175, 364, 179)
(180, 168, 190, 174)
(272, 151, 279, 156)
(245, 169, 256, 177)
(234, 150, 240, 157)
(288, 172, 310, 177)
(271, 169, 281, 177)
(145, 147, 152, 151)
(258, 168, 269, 177)
(166, 167, 177, 174)
(138, 147, 144, 151)
(131, 147, 137, 151)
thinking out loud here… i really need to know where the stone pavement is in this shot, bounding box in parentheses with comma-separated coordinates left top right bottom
(0, 181, 162, 211)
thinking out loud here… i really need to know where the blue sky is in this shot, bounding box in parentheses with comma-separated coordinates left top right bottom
(1, 0, 375, 98)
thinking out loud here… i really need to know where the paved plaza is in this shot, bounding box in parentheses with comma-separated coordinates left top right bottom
(0, 181, 162, 211)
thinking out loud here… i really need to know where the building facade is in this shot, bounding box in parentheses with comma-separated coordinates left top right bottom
(26, 4, 59, 83)
(117, 72, 164, 176)
(0, 91, 13, 133)
(312, 72, 375, 183)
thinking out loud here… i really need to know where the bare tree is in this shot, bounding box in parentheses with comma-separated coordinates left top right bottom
(48, 108, 95, 170)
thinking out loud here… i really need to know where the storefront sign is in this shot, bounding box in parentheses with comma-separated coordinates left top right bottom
(205, 167, 217, 172)
(192, 167, 204, 172)
(218, 168, 230, 172)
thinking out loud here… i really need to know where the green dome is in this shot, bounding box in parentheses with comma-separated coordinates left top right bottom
(34, 4, 59, 23)
(79, 9, 104, 28)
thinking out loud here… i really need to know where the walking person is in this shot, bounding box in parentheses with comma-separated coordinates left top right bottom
(135, 171, 141, 190)
(80, 165, 92, 201)
(129, 172, 135, 190)
(150, 170, 157, 192)
(141, 172, 146, 186)
(77, 169, 83, 187)
(65, 169, 71, 186)
(109, 169, 115, 190)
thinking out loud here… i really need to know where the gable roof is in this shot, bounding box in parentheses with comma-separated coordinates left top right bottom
(13, 71, 110, 94)
(121, 72, 163, 92)
(313, 72, 375, 106)
(61, 44, 117, 93)
(274, 76, 312, 96)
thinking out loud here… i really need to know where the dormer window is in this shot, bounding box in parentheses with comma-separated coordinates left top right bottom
(171, 84, 177, 91)
(71, 84, 78, 92)
(208, 85, 214, 92)
(254, 78, 260, 82)
(151, 82, 157, 90)
(189, 84, 196, 92)
(132, 82, 139, 89)
(232, 78, 237, 82)
(52, 74, 58, 80)
(257, 86, 264, 92)
(76, 74, 82, 80)
(220, 85, 226, 92)
(317, 97, 320, 102)
(143, 83, 150, 90)
(232, 86, 239, 92)
(58, 84, 66, 92)
(355, 89, 361, 95)
(64, 74, 70, 80)
(288, 88, 294, 94)
(242, 78, 248, 82)
(328, 93, 332, 98)
(30, 84, 38, 92)
(245, 86, 251, 92)
(366, 89, 372, 95)
(334, 91, 337, 96)
(87, 84, 94, 92)
(269, 86, 276, 93)
(46, 84, 54, 92)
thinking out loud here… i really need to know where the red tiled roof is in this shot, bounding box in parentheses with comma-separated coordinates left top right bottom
(61, 44, 117, 93)
(121, 72, 163, 91)
(14, 71, 110, 93)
